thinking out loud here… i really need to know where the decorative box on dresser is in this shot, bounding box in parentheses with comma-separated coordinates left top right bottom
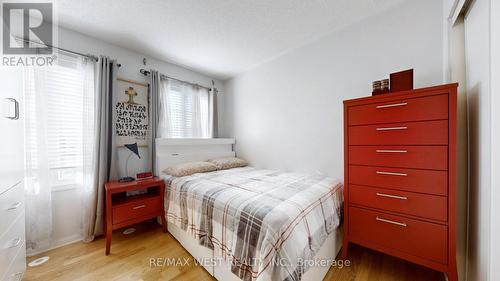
(342, 83, 458, 281)
(1, 67, 26, 281)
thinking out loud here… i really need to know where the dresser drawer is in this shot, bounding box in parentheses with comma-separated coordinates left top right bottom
(0, 182, 24, 239)
(2, 237, 26, 281)
(0, 212, 25, 279)
(349, 120, 448, 145)
(113, 197, 161, 225)
(349, 146, 448, 170)
(350, 185, 447, 221)
(349, 207, 447, 264)
(349, 165, 447, 195)
(348, 94, 448, 126)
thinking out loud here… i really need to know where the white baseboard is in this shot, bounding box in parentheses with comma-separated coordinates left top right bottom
(27, 234, 83, 257)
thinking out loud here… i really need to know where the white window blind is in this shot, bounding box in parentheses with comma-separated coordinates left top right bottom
(24, 55, 95, 189)
(159, 79, 212, 138)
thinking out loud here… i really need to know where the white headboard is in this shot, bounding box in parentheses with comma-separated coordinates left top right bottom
(155, 138, 236, 175)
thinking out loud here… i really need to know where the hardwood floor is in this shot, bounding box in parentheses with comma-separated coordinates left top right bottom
(25, 221, 445, 281)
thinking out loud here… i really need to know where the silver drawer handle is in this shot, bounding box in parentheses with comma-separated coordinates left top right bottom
(376, 216, 407, 227)
(376, 171, 408, 177)
(7, 202, 22, 210)
(376, 149, 408, 153)
(376, 126, 408, 131)
(7, 238, 22, 248)
(376, 192, 408, 200)
(132, 205, 146, 210)
(376, 102, 408, 109)
(4, 98, 19, 120)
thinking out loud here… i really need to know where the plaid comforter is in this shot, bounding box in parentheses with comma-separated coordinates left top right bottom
(163, 167, 343, 281)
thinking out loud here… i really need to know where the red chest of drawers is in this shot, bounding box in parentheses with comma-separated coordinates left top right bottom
(342, 83, 458, 281)
(104, 178, 167, 255)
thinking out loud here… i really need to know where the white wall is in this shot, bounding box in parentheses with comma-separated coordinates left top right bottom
(448, 14, 468, 281)
(224, 0, 444, 179)
(46, 26, 226, 250)
(490, 1, 500, 279)
(463, 0, 492, 280)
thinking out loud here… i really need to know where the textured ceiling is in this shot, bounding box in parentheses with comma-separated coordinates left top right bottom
(56, 0, 404, 79)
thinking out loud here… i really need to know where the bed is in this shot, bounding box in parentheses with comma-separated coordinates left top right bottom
(156, 138, 344, 281)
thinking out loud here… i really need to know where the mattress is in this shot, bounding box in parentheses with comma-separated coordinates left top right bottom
(163, 167, 344, 281)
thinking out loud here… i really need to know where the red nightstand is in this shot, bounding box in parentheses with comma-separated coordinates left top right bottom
(104, 177, 167, 255)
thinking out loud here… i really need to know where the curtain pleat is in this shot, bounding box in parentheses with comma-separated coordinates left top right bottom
(24, 54, 98, 253)
(24, 67, 53, 253)
(149, 70, 161, 175)
(212, 87, 218, 138)
(82, 56, 116, 242)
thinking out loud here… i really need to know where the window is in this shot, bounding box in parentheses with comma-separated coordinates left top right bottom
(158, 79, 213, 138)
(24, 55, 95, 190)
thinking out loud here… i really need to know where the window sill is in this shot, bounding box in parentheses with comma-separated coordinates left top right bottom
(51, 184, 82, 193)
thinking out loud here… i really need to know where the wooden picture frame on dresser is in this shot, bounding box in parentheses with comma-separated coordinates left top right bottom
(342, 83, 458, 281)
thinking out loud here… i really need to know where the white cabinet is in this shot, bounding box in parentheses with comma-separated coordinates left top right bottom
(0, 67, 25, 280)
(0, 67, 23, 194)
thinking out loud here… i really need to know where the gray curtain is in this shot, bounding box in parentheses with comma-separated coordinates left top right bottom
(149, 70, 161, 175)
(83, 56, 116, 242)
(212, 87, 219, 138)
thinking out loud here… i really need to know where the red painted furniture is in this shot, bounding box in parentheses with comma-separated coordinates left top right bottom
(104, 177, 166, 255)
(342, 83, 458, 281)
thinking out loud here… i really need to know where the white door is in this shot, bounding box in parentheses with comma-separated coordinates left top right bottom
(0, 67, 23, 195)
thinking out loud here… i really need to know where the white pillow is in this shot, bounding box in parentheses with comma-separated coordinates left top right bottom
(163, 161, 217, 177)
(208, 157, 248, 170)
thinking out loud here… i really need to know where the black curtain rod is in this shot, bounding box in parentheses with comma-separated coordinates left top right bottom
(140, 68, 212, 91)
(15, 36, 98, 62)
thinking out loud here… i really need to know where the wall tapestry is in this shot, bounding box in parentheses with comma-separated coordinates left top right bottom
(115, 77, 149, 146)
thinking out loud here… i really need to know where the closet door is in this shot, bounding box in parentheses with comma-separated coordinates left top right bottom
(0, 67, 24, 194)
